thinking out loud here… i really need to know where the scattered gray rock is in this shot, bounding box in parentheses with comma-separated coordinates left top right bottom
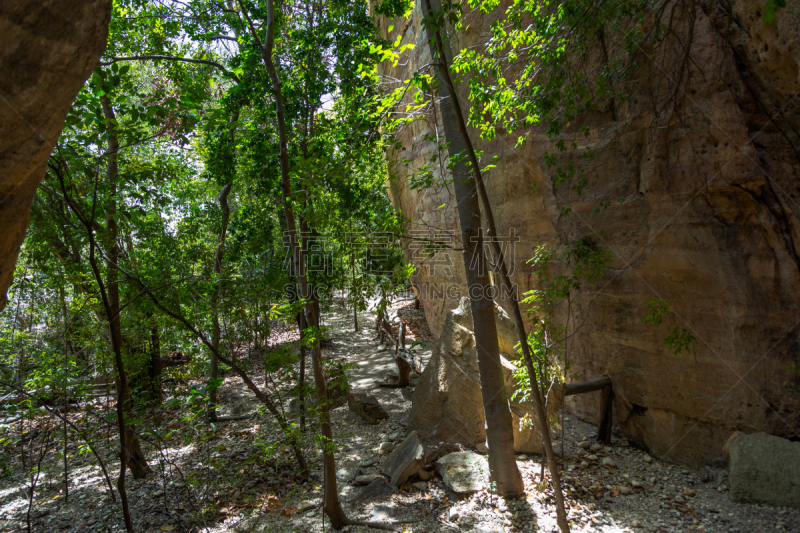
(348, 392, 389, 424)
(700, 467, 717, 483)
(725, 431, 800, 508)
(381, 431, 425, 488)
(602, 457, 616, 467)
(619, 486, 632, 495)
(412, 481, 428, 491)
(370, 504, 399, 521)
(435, 451, 488, 493)
(355, 474, 382, 486)
(448, 506, 460, 521)
(424, 441, 462, 463)
(379, 441, 394, 453)
(349, 477, 396, 505)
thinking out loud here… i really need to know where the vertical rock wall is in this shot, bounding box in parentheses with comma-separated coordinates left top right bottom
(377, 0, 800, 465)
(0, 0, 111, 310)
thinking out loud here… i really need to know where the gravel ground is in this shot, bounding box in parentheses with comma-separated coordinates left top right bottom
(1, 299, 797, 533)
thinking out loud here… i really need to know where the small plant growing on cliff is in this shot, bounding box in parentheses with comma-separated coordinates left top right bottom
(514, 238, 611, 404)
(784, 363, 800, 391)
(642, 297, 697, 356)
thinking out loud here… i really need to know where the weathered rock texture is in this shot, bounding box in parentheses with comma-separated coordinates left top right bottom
(435, 451, 489, 493)
(0, 0, 111, 310)
(724, 431, 800, 508)
(348, 391, 390, 424)
(381, 431, 425, 488)
(408, 298, 562, 453)
(377, 0, 800, 465)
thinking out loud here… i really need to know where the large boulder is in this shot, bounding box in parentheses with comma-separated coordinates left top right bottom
(0, 0, 111, 310)
(408, 298, 562, 453)
(724, 432, 800, 508)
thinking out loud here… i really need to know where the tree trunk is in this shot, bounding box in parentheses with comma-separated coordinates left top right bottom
(421, 0, 523, 498)
(96, 94, 136, 533)
(100, 96, 151, 482)
(209, 182, 232, 421)
(351, 233, 358, 332)
(257, 0, 349, 525)
(296, 311, 306, 430)
(147, 325, 163, 402)
(419, 4, 570, 528)
(209, 108, 238, 421)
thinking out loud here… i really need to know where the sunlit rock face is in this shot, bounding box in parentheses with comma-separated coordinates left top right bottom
(375, 0, 800, 466)
(0, 0, 111, 310)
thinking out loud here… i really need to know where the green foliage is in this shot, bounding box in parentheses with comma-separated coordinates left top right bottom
(515, 238, 611, 399)
(374, 0, 414, 18)
(1, 0, 414, 497)
(784, 363, 800, 391)
(642, 297, 697, 356)
(763, 0, 786, 24)
(443, 0, 652, 202)
(265, 345, 298, 374)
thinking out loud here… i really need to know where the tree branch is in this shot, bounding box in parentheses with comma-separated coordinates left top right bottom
(101, 56, 240, 82)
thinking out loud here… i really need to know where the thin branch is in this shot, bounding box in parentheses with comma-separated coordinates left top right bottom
(101, 56, 240, 82)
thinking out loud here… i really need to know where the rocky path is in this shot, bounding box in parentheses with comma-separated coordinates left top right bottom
(0, 298, 797, 533)
(239, 299, 800, 533)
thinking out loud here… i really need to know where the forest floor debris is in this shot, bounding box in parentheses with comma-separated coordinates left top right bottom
(0, 299, 798, 532)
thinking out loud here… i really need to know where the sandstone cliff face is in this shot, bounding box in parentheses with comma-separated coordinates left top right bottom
(0, 0, 111, 310)
(378, 0, 800, 466)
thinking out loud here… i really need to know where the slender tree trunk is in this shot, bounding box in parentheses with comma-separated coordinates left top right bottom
(209, 109, 239, 421)
(351, 228, 358, 332)
(237, 2, 395, 528)
(92, 94, 134, 533)
(100, 95, 151, 483)
(420, 3, 570, 528)
(421, 0, 523, 498)
(148, 324, 163, 402)
(296, 311, 306, 430)
(60, 283, 69, 502)
(209, 182, 232, 421)
(256, 0, 349, 525)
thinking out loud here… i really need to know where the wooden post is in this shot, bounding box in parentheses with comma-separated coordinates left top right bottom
(597, 384, 614, 444)
(399, 322, 406, 351)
